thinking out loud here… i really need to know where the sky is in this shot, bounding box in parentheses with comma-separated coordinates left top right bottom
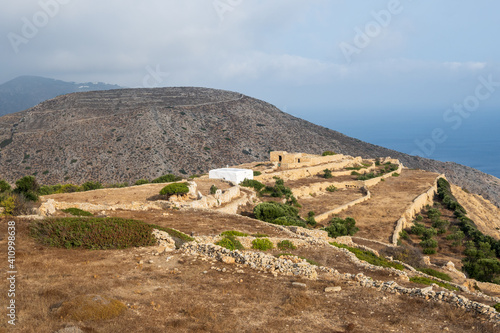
(1, 0, 500, 168)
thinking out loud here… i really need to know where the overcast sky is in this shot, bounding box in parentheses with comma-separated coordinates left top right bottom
(2, 0, 500, 124)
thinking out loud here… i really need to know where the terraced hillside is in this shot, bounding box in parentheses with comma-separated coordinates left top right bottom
(0, 87, 499, 207)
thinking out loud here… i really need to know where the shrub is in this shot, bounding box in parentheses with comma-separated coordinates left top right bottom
(399, 230, 409, 240)
(251, 238, 273, 251)
(331, 242, 404, 270)
(380, 245, 424, 268)
(0, 179, 11, 193)
(261, 177, 293, 198)
(58, 184, 82, 193)
(134, 179, 149, 185)
(392, 172, 400, 177)
(216, 235, 244, 251)
(55, 294, 126, 321)
(14, 176, 39, 201)
(253, 202, 299, 223)
(253, 171, 262, 176)
(410, 223, 426, 236)
(62, 208, 93, 217)
(152, 174, 182, 183)
(30, 217, 160, 249)
(0, 196, 15, 215)
(273, 216, 307, 228)
(82, 181, 103, 191)
(416, 268, 452, 282)
(423, 248, 436, 255)
(210, 185, 218, 195)
(240, 179, 265, 191)
(415, 215, 424, 222)
(221, 230, 248, 237)
(277, 240, 296, 251)
(409, 276, 458, 291)
(38, 184, 63, 195)
(159, 182, 189, 197)
(322, 151, 336, 156)
(326, 185, 337, 192)
(323, 169, 333, 179)
(420, 238, 438, 249)
(324, 217, 358, 238)
(422, 228, 438, 240)
(252, 233, 268, 238)
(494, 303, 500, 312)
(351, 171, 360, 176)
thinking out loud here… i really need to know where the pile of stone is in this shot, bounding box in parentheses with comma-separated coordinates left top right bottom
(182, 242, 318, 279)
(152, 229, 176, 253)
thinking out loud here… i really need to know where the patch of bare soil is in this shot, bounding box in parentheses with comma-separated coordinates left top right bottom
(1, 218, 498, 333)
(298, 189, 364, 217)
(274, 175, 358, 188)
(42, 179, 233, 205)
(335, 169, 439, 244)
(106, 209, 293, 238)
(451, 184, 500, 240)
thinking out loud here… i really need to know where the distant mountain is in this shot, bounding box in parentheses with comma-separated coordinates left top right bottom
(0, 87, 498, 207)
(0, 76, 122, 116)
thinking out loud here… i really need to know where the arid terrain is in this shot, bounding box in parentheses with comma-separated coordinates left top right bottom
(1, 154, 500, 332)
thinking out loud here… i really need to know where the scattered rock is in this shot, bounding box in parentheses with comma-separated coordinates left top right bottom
(325, 286, 342, 293)
(292, 282, 307, 288)
(221, 256, 236, 264)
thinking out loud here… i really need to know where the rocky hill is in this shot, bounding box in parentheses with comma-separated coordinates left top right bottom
(0, 75, 122, 116)
(0, 87, 498, 207)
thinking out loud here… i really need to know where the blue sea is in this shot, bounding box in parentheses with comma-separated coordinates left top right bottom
(308, 110, 500, 179)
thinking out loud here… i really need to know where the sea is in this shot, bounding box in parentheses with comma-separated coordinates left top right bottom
(308, 110, 500, 179)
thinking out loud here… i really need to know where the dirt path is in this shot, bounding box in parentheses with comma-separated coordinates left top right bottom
(335, 169, 439, 244)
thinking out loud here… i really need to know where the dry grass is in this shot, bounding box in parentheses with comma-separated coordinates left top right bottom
(1, 215, 499, 332)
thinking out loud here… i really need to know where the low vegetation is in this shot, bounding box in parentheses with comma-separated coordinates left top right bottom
(152, 173, 183, 183)
(253, 202, 306, 228)
(216, 235, 244, 251)
(62, 208, 93, 217)
(331, 242, 404, 271)
(409, 276, 459, 292)
(277, 240, 296, 251)
(416, 268, 452, 282)
(323, 217, 359, 238)
(159, 182, 190, 197)
(251, 238, 274, 251)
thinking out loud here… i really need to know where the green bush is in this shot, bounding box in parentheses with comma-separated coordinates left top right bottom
(423, 248, 436, 255)
(277, 240, 296, 251)
(251, 238, 273, 251)
(82, 181, 103, 191)
(322, 151, 336, 156)
(0, 179, 11, 193)
(62, 208, 93, 217)
(30, 217, 159, 249)
(210, 185, 218, 195)
(216, 235, 244, 251)
(420, 238, 438, 249)
(253, 202, 299, 223)
(331, 242, 404, 270)
(134, 179, 149, 186)
(409, 276, 458, 291)
(326, 185, 337, 192)
(14, 176, 39, 201)
(0, 196, 15, 215)
(422, 228, 438, 240)
(399, 230, 409, 240)
(58, 184, 81, 193)
(152, 174, 182, 183)
(323, 217, 358, 238)
(273, 216, 307, 228)
(392, 172, 400, 177)
(410, 223, 426, 236)
(416, 268, 452, 282)
(323, 169, 333, 179)
(159, 182, 189, 197)
(415, 215, 424, 221)
(240, 179, 265, 191)
(221, 230, 249, 237)
(252, 233, 268, 238)
(494, 303, 500, 312)
(253, 171, 262, 177)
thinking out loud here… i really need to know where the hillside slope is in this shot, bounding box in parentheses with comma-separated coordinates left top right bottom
(0, 75, 122, 116)
(0, 87, 498, 207)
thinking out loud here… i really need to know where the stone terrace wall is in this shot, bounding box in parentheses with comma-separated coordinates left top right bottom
(391, 174, 445, 245)
(315, 188, 371, 223)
